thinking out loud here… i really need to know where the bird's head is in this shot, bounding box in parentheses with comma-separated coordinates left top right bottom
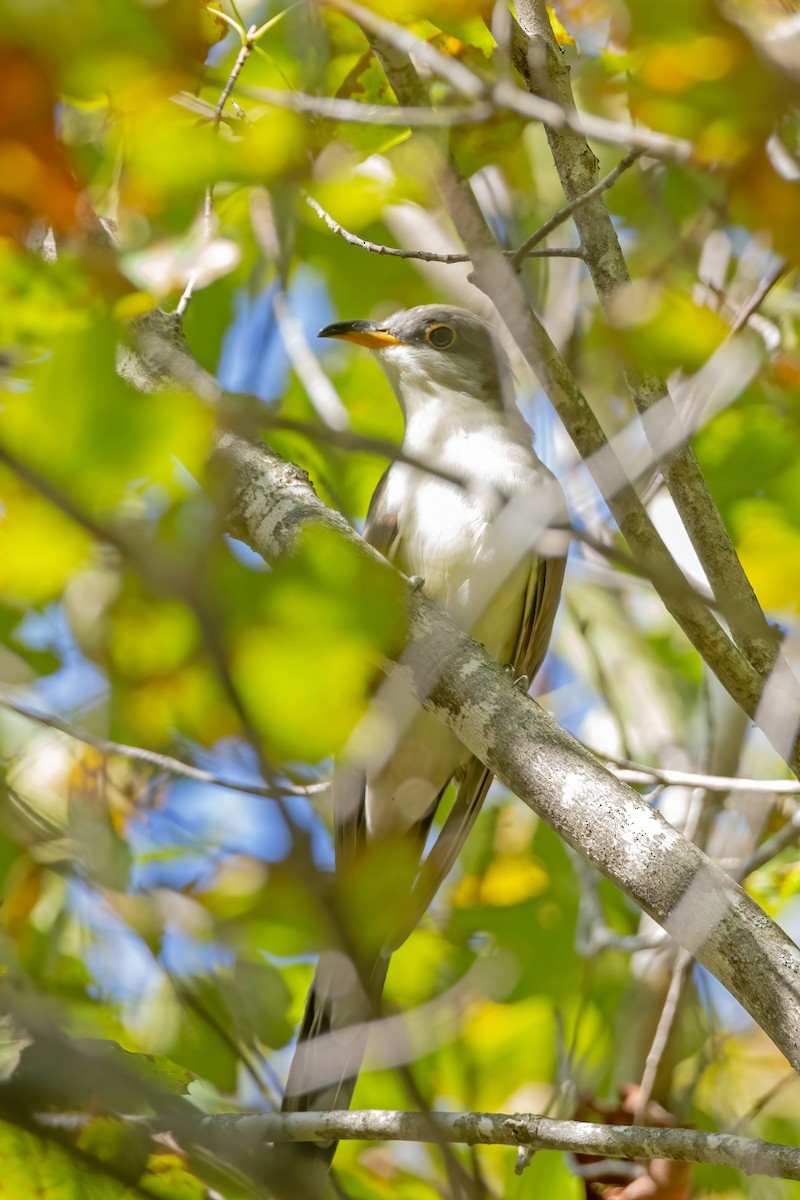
(318, 304, 513, 416)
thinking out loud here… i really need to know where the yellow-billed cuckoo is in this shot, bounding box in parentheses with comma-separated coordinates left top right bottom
(282, 304, 566, 1152)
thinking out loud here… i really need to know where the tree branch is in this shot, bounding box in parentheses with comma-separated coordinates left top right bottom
(237, 84, 493, 125)
(234, 80, 694, 159)
(197, 1108, 800, 1181)
(360, 30, 800, 775)
(511, 1, 778, 680)
(0, 691, 324, 800)
(217, 429, 800, 1070)
(35, 1104, 800, 1184)
(303, 191, 584, 264)
(596, 751, 800, 797)
(510, 147, 642, 268)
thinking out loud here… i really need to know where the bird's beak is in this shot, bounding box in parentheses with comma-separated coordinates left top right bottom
(318, 320, 405, 349)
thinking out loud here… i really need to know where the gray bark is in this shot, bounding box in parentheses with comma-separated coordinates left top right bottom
(199, 1108, 800, 1181)
(511, 0, 777, 679)
(218, 431, 800, 1071)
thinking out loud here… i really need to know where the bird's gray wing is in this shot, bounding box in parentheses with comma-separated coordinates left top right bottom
(362, 466, 400, 560)
(386, 547, 565, 953)
(513, 550, 566, 686)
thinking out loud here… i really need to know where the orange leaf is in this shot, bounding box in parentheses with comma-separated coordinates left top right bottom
(0, 46, 80, 238)
(729, 146, 800, 264)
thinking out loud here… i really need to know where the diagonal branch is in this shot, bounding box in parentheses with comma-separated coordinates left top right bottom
(12, 292, 800, 1078)
(361, 27, 800, 776)
(510, 147, 642, 267)
(219, 429, 800, 1070)
(511, 1, 778, 680)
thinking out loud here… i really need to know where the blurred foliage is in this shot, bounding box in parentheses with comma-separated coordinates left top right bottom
(0, 0, 798, 1197)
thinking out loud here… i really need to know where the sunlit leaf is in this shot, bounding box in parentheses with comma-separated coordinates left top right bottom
(0, 471, 92, 606)
(733, 500, 800, 613)
(223, 957, 294, 1050)
(547, 6, 577, 47)
(0, 1119, 122, 1200)
(1, 322, 213, 515)
(231, 525, 405, 761)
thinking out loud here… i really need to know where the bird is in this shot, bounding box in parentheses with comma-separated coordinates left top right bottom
(281, 303, 566, 1168)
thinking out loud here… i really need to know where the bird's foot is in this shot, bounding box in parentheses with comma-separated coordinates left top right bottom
(409, 575, 425, 593)
(503, 664, 530, 690)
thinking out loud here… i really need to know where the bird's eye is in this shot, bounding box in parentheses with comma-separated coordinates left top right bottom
(426, 323, 455, 349)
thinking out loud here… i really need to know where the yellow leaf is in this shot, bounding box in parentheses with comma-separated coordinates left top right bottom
(547, 6, 576, 46)
(0, 473, 91, 605)
(453, 855, 549, 907)
(479, 854, 549, 906)
(736, 500, 800, 613)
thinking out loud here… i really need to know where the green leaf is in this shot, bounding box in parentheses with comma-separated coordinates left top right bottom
(166, 979, 240, 1094)
(0, 470, 92, 606)
(0, 1119, 121, 1200)
(1, 322, 213, 517)
(231, 524, 405, 761)
(223, 958, 294, 1051)
(76, 1116, 150, 1181)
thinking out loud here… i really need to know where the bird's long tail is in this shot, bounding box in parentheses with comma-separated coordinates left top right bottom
(278, 783, 451, 1190)
(277, 951, 388, 1200)
(283, 949, 389, 1123)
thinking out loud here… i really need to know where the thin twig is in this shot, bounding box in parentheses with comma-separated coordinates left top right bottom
(238, 83, 493, 125)
(177, 24, 253, 317)
(735, 808, 800, 877)
(594, 750, 800, 797)
(176, 185, 213, 318)
(727, 1070, 800, 1135)
(214, 38, 252, 126)
(729, 261, 788, 334)
(302, 191, 583, 264)
(0, 690, 325, 800)
(272, 290, 351, 430)
(172, 977, 277, 1104)
(249, 187, 352, 431)
(231, 403, 474, 493)
(510, 149, 643, 267)
(633, 947, 693, 1124)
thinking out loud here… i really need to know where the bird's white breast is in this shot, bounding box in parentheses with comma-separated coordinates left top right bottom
(365, 384, 558, 838)
(382, 386, 543, 658)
